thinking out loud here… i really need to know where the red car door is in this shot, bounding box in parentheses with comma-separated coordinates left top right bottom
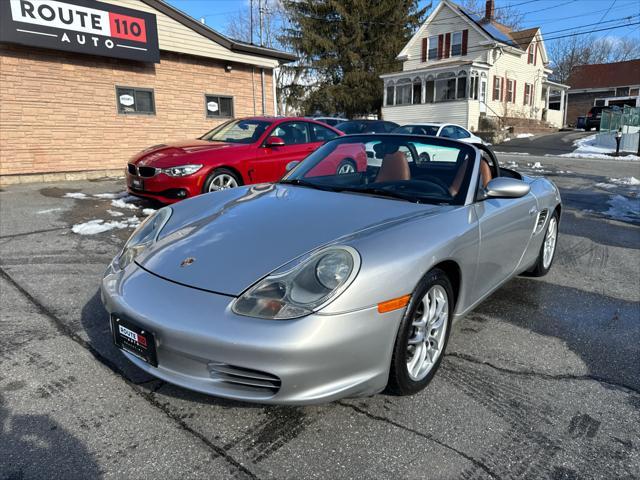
(251, 122, 317, 183)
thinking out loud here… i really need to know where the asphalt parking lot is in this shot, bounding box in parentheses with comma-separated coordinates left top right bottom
(1, 151, 639, 479)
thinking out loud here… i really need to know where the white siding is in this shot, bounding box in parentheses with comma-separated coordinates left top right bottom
(484, 45, 545, 121)
(102, 0, 279, 68)
(546, 109, 563, 128)
(402, 3, 490, 72)
(382, 101, 469, 127)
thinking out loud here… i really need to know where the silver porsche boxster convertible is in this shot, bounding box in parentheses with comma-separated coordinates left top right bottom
(102, 134, 561, 404)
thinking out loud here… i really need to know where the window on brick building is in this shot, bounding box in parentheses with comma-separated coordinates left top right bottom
(116, 87, 155, 115)
(205, 95, 234, 118)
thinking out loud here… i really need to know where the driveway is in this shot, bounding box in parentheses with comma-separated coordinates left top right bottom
(494, 131, 593, 156)
(1, 155, 639, 479)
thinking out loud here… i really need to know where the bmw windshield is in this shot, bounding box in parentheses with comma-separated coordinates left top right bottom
(281, 135, 477, 205)
(201, 119, 271, 144)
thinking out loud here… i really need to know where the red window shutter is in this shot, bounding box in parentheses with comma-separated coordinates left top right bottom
(422, 38, 428, 62)
(513, 80, 516, 104)
(534, 44, 537, 66)
(503, 76, 507, 102)
(444, 33, 451, 59)
(462, 29, 468, 56)
(493, 77, 497, 100)
(438, 34, 444, 59)
(523, 84, 527, 105)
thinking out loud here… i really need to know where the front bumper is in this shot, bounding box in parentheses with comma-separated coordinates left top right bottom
(101, 265, 403, 404)
(126, 170, 206, 204)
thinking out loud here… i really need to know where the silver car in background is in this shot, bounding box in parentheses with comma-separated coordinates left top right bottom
(101, 134, 561, 404)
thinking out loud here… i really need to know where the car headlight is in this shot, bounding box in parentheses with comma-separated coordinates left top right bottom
(162, 164, 203, 177)
(112, 207, 172, 271)
(232, 246, 360, 319)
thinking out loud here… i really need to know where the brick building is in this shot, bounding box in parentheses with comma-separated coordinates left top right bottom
(564, 59, 640, 126)
(0, 0, 294, 183)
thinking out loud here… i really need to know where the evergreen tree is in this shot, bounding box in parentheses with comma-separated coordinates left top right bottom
(281, 0, 427, 117)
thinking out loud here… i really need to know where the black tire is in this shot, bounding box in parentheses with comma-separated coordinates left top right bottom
(387, 268, 454, 396)
(528, 211, 559, 277)
(337, 159, 357, 174)
(202, 168, 242, 193)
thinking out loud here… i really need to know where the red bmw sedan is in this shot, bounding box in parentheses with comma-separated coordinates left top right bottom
(126, 117, 344, 203)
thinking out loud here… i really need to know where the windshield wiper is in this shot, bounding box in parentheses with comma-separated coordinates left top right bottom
(279, 179, 338, 192)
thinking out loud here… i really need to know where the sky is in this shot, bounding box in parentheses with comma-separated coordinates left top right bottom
(165, 0, 640, 45)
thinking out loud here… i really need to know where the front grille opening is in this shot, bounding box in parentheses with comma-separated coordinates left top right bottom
(127, 164, 137, 175)
(208, 362, 281, 395)
(535, 209, 549, 234)
(138, 166, 156, 177)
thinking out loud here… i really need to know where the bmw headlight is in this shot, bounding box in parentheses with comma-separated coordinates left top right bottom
(233, 246, 360, 319)
(162, 164, 203, 177)
(112, 207, 172, 271)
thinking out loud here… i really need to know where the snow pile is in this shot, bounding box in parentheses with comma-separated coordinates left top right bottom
(495, 151, 530, 156)
(532, 162, 543, 169)
(516, 133, 534, 139)
(93, 191, 128, 199)
(595, 176, 640, 190)
(604, 195, 640, 223)
(142, 208, 156, 216)
(107, 209, 125, 217)
(72, 216, 140, 235)
(63, 192, 88, 199)
(561, 135, 640, 160)
(611, 176, 640, 186)
(111, 196, 139, 210)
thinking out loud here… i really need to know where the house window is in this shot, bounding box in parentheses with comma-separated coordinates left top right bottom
(594, 99, 606, 106)
(493, 77, 503, 101)
(615, 87, 630, 97)
(396, 79, 412, 105)
(205, 95, 233, 118)
(435, 72, 456, 102)
(425, 78, 435, 103)
(469, 74, 479, 100)
(524, 83, 532, 105)
(428, 35, 439, 60)
(116, 87, 155, 115)
(451, 31, 463, 57)
(630, 88, 639, 96)
(527, 45, 535, 64)
(413, 79, 422, 104)
(386, 85, 395, 106)
(457, 71, 467, 99)
(506, 79, 515, 103)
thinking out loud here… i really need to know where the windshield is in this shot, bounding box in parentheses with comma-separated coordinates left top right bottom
(394, 125, 440, 136)
(201, 119, 271, 144)
(281, 135, 476, 205)
(336, 121, 364, 134)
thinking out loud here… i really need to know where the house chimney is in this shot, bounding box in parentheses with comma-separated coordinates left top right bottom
(485, 0, 495, 21)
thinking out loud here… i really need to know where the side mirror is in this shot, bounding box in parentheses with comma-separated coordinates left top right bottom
(265, 136, 285, 147)
(285, 160, 300, 172)
(484, 178, 530, 199)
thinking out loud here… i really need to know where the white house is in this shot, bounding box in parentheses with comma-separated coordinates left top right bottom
(381, 0, 568, 130)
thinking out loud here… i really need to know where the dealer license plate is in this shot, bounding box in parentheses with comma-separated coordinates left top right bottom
(111, 316, 157, 367)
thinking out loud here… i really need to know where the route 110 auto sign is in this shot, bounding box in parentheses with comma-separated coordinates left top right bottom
(0, 0, 160, 63)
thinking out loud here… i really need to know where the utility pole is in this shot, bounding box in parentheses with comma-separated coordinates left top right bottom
(250, 0, 254, 44)
(259, 0, 266, 114)
(259, 0, 264, 47)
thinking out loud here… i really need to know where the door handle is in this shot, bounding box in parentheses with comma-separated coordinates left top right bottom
(529, 206, 538, 216)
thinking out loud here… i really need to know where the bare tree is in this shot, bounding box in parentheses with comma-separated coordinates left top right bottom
(548, 33, 640, 83)
(457, 0, 524, 30)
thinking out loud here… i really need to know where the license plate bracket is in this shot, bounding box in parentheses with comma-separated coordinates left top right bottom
(129, 177, 144, 190)
(111, 316, 157, 367)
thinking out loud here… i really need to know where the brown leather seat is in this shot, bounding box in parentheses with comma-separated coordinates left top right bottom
(449, 156, 469, 197)
(480, 158, 493, 188)
(375, 151, 410, 183)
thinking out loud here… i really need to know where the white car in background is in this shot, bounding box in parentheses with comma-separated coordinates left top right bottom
(394, 123, 485, 145)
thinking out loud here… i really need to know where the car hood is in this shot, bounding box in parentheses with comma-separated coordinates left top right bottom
(137, 184, 446, 295)
(132, 140, 249, 168)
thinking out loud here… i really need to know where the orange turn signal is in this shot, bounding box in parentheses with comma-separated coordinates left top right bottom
(377, 294, 411, 314)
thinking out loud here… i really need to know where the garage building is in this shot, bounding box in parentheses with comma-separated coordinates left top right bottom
(0, 0, 294, 184)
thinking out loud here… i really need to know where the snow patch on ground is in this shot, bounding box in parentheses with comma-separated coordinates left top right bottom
(516, 133, 534, 139)
(142, 208, 156, 216)
(63, 192, 88, 199)
(107, 209, 125, 217)
(561, 134, 640, 160)
(595, 176, 640, 190)
(36, 208, 63, 214)
(72, 216, 140, 235)
(93, 192, 128, 199)
(532, 162, 543, 169)
(604, 195, 640, 223)
(502, 138, 511, 142)
(111, 197, 139, 210)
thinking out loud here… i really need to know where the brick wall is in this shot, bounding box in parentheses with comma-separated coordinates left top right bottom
(565, 90, 614, 127)
(0, 44, 275, 176)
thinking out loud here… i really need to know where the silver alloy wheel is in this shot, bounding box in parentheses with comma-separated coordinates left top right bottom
(337, 162, 356, 174)
(542, 216, 558, 269)
(406, 285, 448, 381)
(208, 173, 238, 192)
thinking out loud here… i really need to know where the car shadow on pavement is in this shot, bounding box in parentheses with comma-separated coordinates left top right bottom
(475, 276, 640, 392)
(0, 393, 101, 479)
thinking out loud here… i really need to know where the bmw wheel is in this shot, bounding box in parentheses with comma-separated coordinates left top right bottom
(337, 159, 357, 175)
(203, 168, 241, 193)
(388, 268, 453, 395)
